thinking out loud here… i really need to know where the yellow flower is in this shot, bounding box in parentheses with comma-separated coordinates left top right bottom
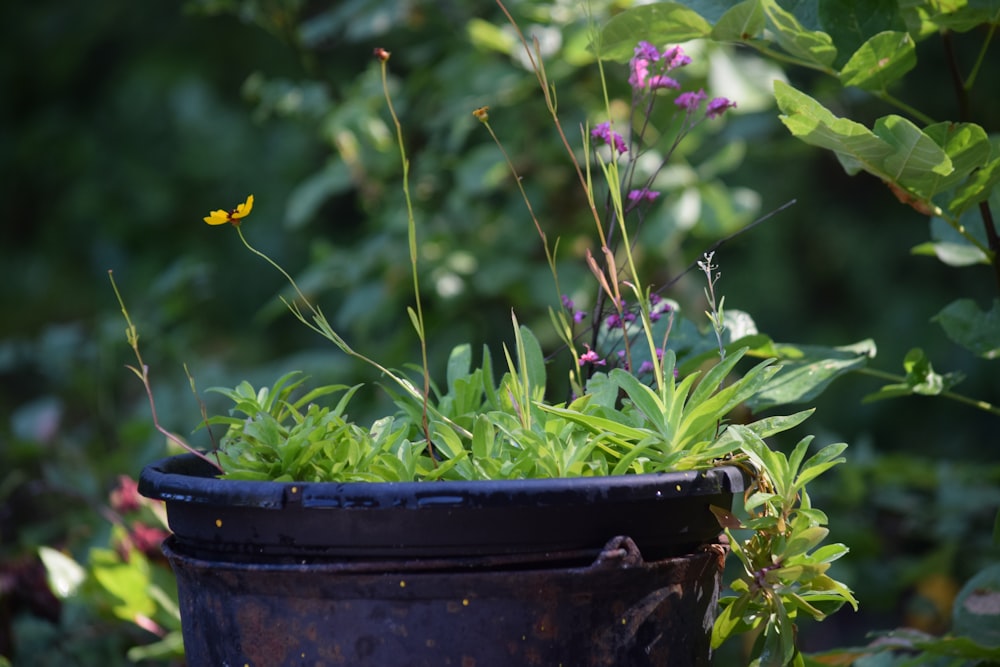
(204, 194, 254, 226)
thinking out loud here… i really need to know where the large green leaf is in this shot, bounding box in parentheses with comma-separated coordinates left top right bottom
(747, 339, 876, 410)
(761, 0, 837, 69)
(874, 115, 952, 190)
(932, 1, 1000, 32)
(933, 298, 1000, 359)
(838, 31, 916, 91)
(599, 3, 712, 62)
(776, 81, 953, 199)
(950, 155, 1000, 216)
(711, 0, 766, 41)
(776, 80, 893, 173)
(922, 121, 993, 199)
(818, 0, 907, 68)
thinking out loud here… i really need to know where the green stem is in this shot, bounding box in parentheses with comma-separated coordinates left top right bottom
(857, 367, 1000, 417)
(937, 210, 994, 259)
(965, 21, 996, 90)
(378, 55, 434, 456)
(871, 90, 936, 125)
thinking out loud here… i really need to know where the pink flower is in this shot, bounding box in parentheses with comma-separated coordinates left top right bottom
(579, 347, 606, 367)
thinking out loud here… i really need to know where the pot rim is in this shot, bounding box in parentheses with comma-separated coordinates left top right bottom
(139, 453, 748, 511)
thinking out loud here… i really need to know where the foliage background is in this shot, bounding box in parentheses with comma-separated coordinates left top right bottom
(1, 0, 998, 663)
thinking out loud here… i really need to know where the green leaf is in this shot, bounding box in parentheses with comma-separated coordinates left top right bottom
(89, 547, 156, 622)
(747, 339, 874, 410)
(795, 442, 848, 490)
(446, 343, 472, 392)
(599, 3, 712, 62)
(775, 81, 953, 197)
(466, 17, 517, 55)
(776, 81, 892, 172)
(819, 0, 908, 69)
(864, 348, 966, 402)
(610, 368, 669, 438)
(517, 324, 547, 399)
(953, 564, 1000, 649)
(285, 161, 351, 230)
(38, 546, 85, 598)
(950, 155, 1000, 216)
(838, 31, 916, 91)
(761, 0, 837, 69)
(712, 593, 753, 648)
(711, 0, 766, 41)
(873, 115, 952, 189)
(922, 121, 993, 198)
(933, 298, 1000, 359)
(912, 215, 991, 267)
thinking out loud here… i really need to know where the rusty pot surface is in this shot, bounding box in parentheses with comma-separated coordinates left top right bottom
(164, 535, 728, 667)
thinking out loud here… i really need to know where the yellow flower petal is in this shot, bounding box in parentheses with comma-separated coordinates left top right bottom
(232, 194, 254, 219)
(203, 210, 231, 225)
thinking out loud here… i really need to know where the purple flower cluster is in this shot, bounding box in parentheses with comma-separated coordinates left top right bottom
(629, 42, 691, 91)
(675, 89, 737, 118)
(627, 188, 660, 203)
(627, 40, 738, 120)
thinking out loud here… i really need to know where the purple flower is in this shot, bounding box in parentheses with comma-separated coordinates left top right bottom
(648, 74, 680, 90)
(675, 89, 707, 112)
(591, 121, 628, 154)
(562, 294, 587, 322)
(628, 188, 660, 202)
(638, 360, 655, 375)
(707, 97, 737, 119)
(662, 46, 691, 70)
(634, 41, 661, 62)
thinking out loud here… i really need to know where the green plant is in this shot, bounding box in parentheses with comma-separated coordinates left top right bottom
(112, 4, 865, 663)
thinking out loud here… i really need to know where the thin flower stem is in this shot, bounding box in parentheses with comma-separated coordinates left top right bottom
(495, 0, 607, 247)
(378, 55, 435, 459)
(479, 118, 558, 282)
(108, 270, 222, 470)
(233, 228, 429, 412)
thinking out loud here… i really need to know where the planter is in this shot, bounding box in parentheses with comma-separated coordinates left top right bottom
(139, 454, 745, 666)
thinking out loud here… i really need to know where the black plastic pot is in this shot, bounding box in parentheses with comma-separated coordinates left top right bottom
(139, 454, 745, 666)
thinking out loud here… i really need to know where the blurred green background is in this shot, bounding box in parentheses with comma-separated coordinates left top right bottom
(2, 0, 998, 664)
